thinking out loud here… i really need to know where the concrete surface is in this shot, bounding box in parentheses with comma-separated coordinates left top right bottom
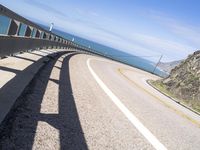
(0, 49, 67, 124)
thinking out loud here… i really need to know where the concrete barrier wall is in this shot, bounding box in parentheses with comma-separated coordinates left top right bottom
(0, 36, 67, 57)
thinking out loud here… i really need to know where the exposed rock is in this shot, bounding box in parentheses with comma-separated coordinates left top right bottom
(158, 60, 182, 74)
(156, 50, 200, 111)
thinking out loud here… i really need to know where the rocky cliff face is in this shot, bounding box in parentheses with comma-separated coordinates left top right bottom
(158, 60, 182, 74)
(158, 50, 200, 110)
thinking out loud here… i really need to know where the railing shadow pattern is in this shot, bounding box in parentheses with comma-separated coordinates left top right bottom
(0, 51, 88, 149)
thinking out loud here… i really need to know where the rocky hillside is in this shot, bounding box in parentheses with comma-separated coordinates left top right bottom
(154, 50, 200, 111)
(158, 60, 182, 74)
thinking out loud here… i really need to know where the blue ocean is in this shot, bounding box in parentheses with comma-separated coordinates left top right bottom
(42, 25, 167, 77)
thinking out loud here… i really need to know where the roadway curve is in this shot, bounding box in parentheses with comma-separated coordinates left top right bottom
(0, 50, 200, 150)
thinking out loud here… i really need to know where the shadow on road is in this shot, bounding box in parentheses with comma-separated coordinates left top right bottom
(0, 51, 88, 150)
(0, 66, 20, 74)
(13, 55, 36, 62)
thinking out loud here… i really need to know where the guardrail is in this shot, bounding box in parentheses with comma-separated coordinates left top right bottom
(0, 36, 67, 57)
(0, 4, 89, 58)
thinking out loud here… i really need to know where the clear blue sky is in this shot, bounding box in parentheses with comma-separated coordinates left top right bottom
(1, 0, 200, 62)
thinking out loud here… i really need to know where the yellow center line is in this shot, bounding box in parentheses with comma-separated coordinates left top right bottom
(117, 68, 200, 127)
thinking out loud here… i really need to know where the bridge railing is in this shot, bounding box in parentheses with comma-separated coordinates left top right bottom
(0, 4, 85, 57)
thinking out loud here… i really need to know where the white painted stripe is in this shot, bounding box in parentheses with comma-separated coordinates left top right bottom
(87, 58, 167, 150)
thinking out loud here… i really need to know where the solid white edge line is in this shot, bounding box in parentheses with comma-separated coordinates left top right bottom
(87, 58, 167, 150)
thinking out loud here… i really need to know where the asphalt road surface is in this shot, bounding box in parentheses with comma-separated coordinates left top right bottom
(0, 50, 200, 150)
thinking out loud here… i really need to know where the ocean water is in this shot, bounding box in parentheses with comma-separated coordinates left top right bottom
(0, 14, 166, 77)
(41, 25, 166, 77)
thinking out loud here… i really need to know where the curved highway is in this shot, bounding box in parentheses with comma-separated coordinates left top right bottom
(0, 50, 200, 150)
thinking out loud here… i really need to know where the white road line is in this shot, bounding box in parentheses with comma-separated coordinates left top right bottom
(87, 58, 167, 150)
